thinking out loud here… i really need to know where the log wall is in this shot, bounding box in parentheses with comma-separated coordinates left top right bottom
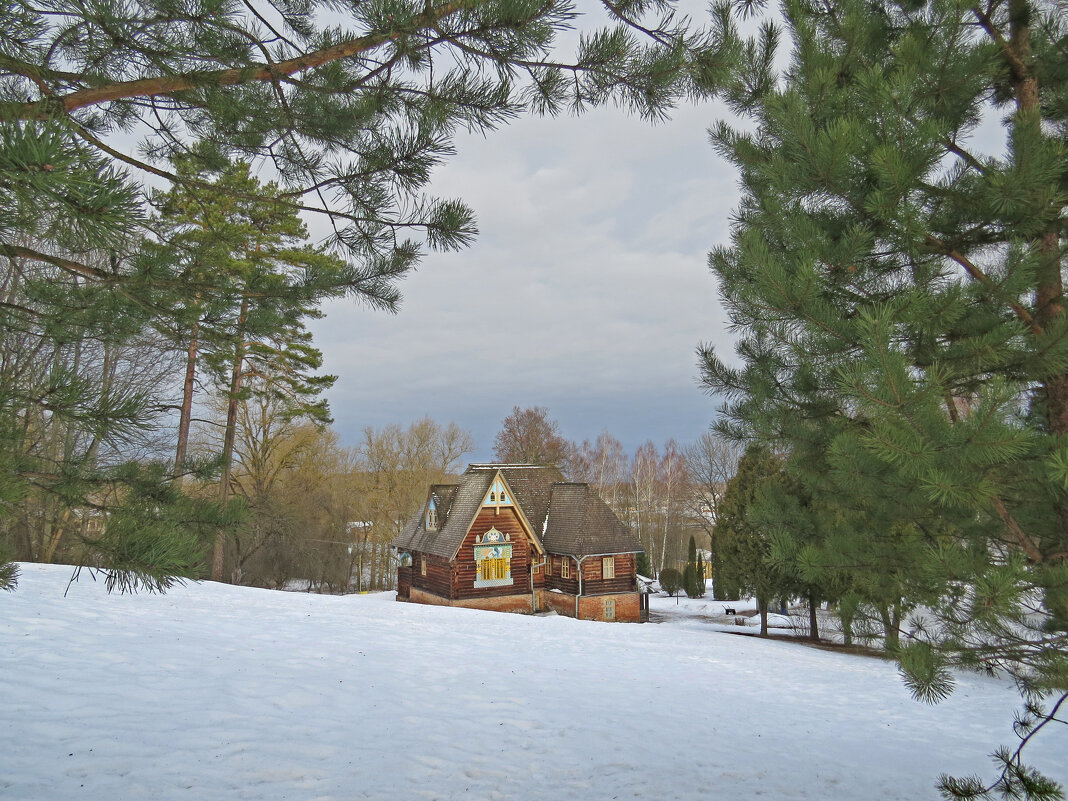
(409, 551, 451, 598)
(452, 506, 537, 602)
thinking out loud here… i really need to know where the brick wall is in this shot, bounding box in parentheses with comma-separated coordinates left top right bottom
(409, 586, 534, 614)
(538, 590, 639, 622)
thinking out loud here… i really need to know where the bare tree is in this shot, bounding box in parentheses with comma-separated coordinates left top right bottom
(492, 406, 572, 470)
(631, 440, 660, 570)
(571, 431, 629, 513)
(657, 439, 689, 572)
(354, 418, 476, 590)
(684, 431, 742, 545)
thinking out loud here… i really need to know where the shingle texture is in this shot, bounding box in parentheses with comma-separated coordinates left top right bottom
(391, 464, 643, 560)
(541, 483, 644, 557)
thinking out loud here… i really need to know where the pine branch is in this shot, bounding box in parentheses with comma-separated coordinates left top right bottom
(7, 0, 471, 121)
(924, 236, 1041, 335)
(990, 495, 1045, 563)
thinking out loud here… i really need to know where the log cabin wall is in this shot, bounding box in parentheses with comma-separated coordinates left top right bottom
(580, 553, 638, 596)
(543, 554, 579, 595)
(410, 551, 451, 599)
(451, 506, 537, 601)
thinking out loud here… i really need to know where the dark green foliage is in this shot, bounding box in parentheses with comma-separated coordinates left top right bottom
(659, 567, 684, 597)
(683, 562, 698, 598)
(0, 542, 18, 591)
(1, 0, 725, 288)
(714, 446, 794, 632)
(683, 534, 706, 597)
(153, 160, 345, 422)
(72, 462, 242, 593)
(699, 0, 1068, 793)
(636, 551, 653, 578)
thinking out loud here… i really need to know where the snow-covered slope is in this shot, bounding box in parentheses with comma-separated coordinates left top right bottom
(2, 563, 1064, 800)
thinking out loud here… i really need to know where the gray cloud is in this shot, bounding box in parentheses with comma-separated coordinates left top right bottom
(311, 100, 741, 459)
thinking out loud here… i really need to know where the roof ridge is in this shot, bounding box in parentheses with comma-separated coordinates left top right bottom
(468, 463, 553, 469)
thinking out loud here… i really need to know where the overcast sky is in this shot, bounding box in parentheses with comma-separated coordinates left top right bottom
(304, 0, 1012, 464)
(310, 95, 742, 462)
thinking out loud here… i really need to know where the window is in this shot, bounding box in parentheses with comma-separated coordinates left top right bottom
(602, 556, 615, 579)
(561, 558, 570, 579)
(420, 555, 426, 576)
(426, 500, 438, 531)
(479, 557, 509, 582)
(605, 599, 616, 620)
(473, 543, 513, 588)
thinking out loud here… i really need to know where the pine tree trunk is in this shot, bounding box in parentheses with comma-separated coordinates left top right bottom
(213, 298, 247, 582)
(758, 596, 769, 636)
(879, 603, 900, 651)
(1005, 0, 1068, 564)
(808, 592, 820, 642)
(174, 319, 199, 481)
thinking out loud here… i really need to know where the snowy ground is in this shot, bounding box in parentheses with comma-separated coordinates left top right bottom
(3, 564, 1066, 801)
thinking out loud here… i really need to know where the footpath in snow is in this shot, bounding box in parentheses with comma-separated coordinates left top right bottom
(2, 563, 1066, 801)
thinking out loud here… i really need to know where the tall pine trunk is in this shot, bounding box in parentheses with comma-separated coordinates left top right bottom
(879, 603, 902, 651)
(1011, 1, 1068, 566)
(174, 318, 199, 482)
(808, 593, 820, 642)
(213, 298, 247, 582)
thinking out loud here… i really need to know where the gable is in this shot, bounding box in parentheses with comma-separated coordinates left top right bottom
(391, 463, 637, 561)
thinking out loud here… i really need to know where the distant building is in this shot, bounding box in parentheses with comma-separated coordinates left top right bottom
(392, 464, 647, 622)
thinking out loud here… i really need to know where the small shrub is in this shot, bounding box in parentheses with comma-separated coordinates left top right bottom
(660, 567, 684, 597)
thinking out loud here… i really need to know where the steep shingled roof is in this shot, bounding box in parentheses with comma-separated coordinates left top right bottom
(391, 464, 643, 560)
(541, 483, 644, 557)
(393, 470, 494, 559)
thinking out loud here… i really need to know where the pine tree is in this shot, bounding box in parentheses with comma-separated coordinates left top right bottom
(1, 0, 724, 295)
(700, 0, 1068, 794)
(153, 160, 355, 580)
(715, 446, 793, 634)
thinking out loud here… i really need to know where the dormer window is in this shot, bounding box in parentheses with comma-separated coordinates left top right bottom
(426, 499, 438, 531)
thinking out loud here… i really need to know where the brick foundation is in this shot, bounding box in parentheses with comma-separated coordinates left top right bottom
(539, 590, 642, 622)
(542, 590, 576, 617)
(579, 592, 641, 622)
(403, 586, 641, 622)
(408, 587, 534, 614)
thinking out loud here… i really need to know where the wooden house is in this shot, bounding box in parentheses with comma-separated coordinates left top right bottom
(392, 464, 646, 622)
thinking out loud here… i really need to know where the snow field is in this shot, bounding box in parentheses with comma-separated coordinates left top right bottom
(2, 563, 1065, 801)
